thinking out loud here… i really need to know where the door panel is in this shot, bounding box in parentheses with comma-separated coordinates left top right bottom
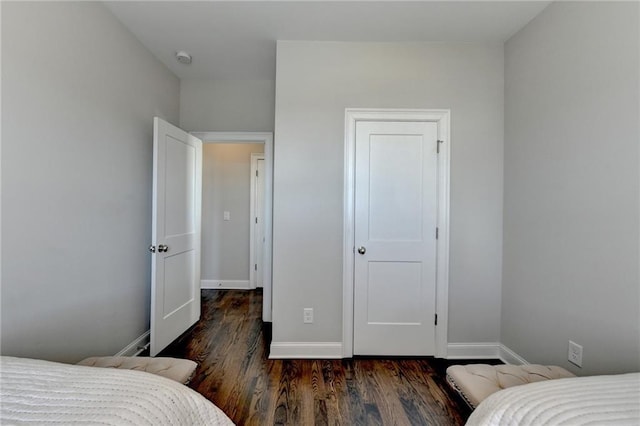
(369, 135, 424, 241)
(151, 117, 202, 356)
(164, 136, 196, 236)
(163, 250, 196, 316)
(353, 120, 438, 356)
(367, 261, 422, 324)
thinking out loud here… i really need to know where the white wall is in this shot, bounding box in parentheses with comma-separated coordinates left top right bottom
(502, 1, 639, 375)
(1, 2, 179, 362)
(273, 41, 504, 346)
(180, 79, 275, 132)
(202, 143, 264, 281)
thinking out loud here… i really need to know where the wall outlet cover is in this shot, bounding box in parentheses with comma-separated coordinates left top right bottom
(303, 308, 313, 324)
(568, 340, 583, 367)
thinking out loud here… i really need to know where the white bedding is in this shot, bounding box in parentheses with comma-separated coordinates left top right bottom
(0, 356, 234, 425)
(466, 372, 640, 426)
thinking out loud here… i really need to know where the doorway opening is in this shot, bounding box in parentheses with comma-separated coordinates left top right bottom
(192, 131, 274, 322)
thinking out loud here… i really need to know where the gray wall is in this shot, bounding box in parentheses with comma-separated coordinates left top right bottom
(202, 143, 264, 281)
(273, 41, 504, 344)
(180, 79, 275, 132)
(502, 1, 639, 375)
(1, 2, 180, 362)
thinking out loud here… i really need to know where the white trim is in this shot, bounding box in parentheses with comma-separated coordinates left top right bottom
(201, 279, 251, 290)
(342, 108, 451, 358)
(269, 342, 343, 359)
(446, 343, 500, 360)
(191, 131, 274, 322)
(191, 131, 273, 144)
(115, 330, 150, 357)
(499, 344, 529, 365)
(445, 342, 530, 365)
(249, 153, 265, 290)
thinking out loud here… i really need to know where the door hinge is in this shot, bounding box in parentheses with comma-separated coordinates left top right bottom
(255, 264, 257, 271)
(435, 314, 438, 326)
(255, 217, 258, 224)
(256, 170, 259, 177)
(437, 140, 444, 154)
(436, 227, 439, 239)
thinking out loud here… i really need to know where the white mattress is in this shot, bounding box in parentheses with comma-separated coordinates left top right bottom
(466, 372, 640, 426)
(0, 356, 234, 425)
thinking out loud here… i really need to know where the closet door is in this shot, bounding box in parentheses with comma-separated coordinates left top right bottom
(353, 120, 438, 355)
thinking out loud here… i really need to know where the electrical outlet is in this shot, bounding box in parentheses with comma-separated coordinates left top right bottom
(568, 340, 583, 367)
(303, 308, 313, 324)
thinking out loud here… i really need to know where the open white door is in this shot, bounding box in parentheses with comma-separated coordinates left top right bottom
(150, 117, 202, 356)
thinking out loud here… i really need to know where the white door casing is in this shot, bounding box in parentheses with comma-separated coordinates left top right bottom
(250, 154, 266, 289)
(343, 109, 450, 358)
(151, 117, 203, 356)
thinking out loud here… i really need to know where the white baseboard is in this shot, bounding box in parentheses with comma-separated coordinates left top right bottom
(201, 279, 251, 290)
(446, 342, 500, 359)
(499, 344, 529, 365)
(445, 342, 529, 365)
(115, 330, 150, 357)
(269, 342, 343, 359)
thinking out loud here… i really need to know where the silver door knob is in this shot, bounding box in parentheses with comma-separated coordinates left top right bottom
(357, 246, 366, 255)
(158, 244, 168, 253)
(149, 245, 156, 253)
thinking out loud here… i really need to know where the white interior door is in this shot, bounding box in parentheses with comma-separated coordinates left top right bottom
(250, 154, 266, 289)
(255, 158, 265, 288)
(151, 117, 202, 356)
(353, 120, 438, 355)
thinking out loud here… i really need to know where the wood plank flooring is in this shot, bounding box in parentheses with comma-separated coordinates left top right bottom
(159, 289, 496, 425)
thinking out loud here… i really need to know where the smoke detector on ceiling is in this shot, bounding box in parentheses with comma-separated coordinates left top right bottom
(175, 51, 192, 65)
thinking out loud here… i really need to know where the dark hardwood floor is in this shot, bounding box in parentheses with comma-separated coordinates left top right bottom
(159, 289, 496, 425)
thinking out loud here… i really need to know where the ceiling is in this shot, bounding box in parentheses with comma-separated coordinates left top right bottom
(105, 1, 550, 80)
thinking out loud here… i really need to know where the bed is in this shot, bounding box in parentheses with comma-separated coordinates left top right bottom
(0, 356, 234, 425)
(466, 372, 640, 425)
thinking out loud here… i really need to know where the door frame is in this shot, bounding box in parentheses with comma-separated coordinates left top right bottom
(342, 109, 450, 358)
(249, 153, 265, 289)
(191, 131, 274, 322)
